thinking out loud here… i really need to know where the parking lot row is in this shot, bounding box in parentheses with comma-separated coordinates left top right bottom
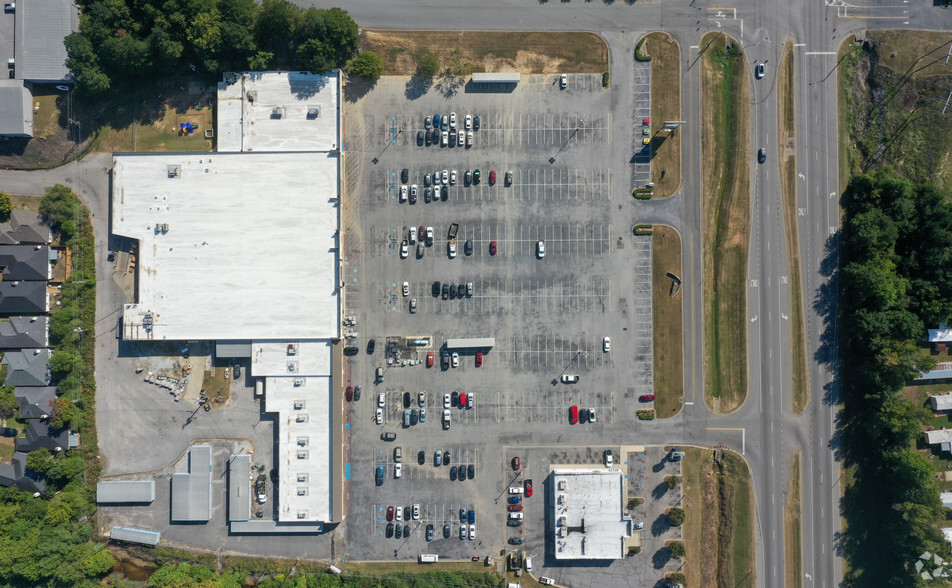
(372, 504, 484, 538)
(387, 278, 612, 315)
(385, 168, 613, 203)
(386, 112, 611, 147)
(379, 224, 614, 258)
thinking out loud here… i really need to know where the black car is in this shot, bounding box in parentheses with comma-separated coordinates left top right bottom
(417, 131, 424, 146)
(450, 283, 457, 298)
(458, 282, 465, 297)
(450, 466, 458, 480)
(403, 524, 411, 538)
(442, 283, 449, 299)
(433, 281, 442, 297)
(418, 450, 426, 465)
(425, 131, 432, 146)
(441, 352, 449, 369)
(353, 386, 361, 401)
(410, 408, 419, 425)
(467, 464, 475, 479)
(424, 187, 432, 203)
(387, 522, 394, 538)
(452, 391, 459, 405)
(395, 523, 402, 538)
(464, 240, 473, 256)
(473, 169, 481, 184)
(444, 451, 451, 465)
(758, 148, 766, 163)
(0, 427, 17, 437)
(404, 392, 412, 408)
(458, 465, 467, 481)
(441, 185, 448, 201)
(473, 115, 480, 131)
(509, 537, 524, 545)
(507, 520, 523, 527)
(409, 189, 417, 205)
(443, 524, 451, 538)
(343, 346, 359, 356)
(401, 168, 409, 183)
(426, 524, 434, 541)
(367, 339, 376, 354)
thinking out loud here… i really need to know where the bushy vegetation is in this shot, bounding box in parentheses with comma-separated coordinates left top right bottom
(0, 185, 109, 587)
(347, 52, 383, 82)
(839, 169, 952, 584)
(65, 0, 358, 97)
(416, 54, 440, 78)
(668, 541, 685, 559)
(667, 507, 685, 526)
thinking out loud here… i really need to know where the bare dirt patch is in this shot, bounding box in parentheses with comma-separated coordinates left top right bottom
(360, 30, 608, 76)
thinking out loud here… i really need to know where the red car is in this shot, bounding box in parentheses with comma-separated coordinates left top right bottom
(569, 405, 578, 424)
(345, 386, 354, 401)
(387, 506, 394, 521)
(489, 241, 497, 256)
(639, 394, 655, 402)
(459, 393, 468, 408)
(508, 504, 523, 512)
(512, 456, 520, 470)
(475, 352, 483, 367)
(427, 352, 434, 368)
(489, 170, 496, 185)
(525, 480, 533, 497)
(643, 117, 650, 125)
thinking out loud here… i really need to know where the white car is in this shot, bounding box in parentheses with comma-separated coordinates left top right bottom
(403, 281, 409, 297)
(450, 170, 457, 185)
(426, 226, 434, 243)
(450, 112, 457, 128)
(451, 352, 459, 368)
(459, 525, 466, 540)
(560, 74, 567, 88)
(400, 240, 409, 258)
(449, 242, 457, 258)
(444, 393, 451, 408)
(418, 391, 426, 406)
(410, 184, 418, 199)
(604, 449, 613, 467)
(395, 506, 403, 521)
(409, 226, 417, 243)
(375, 408, 383, 424)
(509, 486, 524, 494)
(377, 393, 386, 408)
(466, 131, 473, 147)
(464, 114, 472, 130)
(441, 131, 448, 146)
(467, 392, 474, 408)
(508, 512, 523, 520)
(412, 504, 420, 520)
(394, 463, 402, 479)
(443, 409, 451, 428)
(537, 240, 545, 258)
(603, 336, 611, 352)
(442, 169, 449, 184)
(400, 185, 407, 202)
(457, 130, 464, 146)
(634, 521, 645, 530)
(589, 407, 597, 423)
(468, 524, 476, 540)
(539, 578, 556, 586)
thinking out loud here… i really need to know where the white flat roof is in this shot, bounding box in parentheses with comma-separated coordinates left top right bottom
(251, 340, 332, 377)
(217, 71, 340, 153)
(112, 152, 340, 341)
(265, 376, 331, 523)
(552, 469, 632, 560)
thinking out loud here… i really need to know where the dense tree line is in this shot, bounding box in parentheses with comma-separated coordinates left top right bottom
(65, 0, 359, 96)
(840, 169, 952, 585)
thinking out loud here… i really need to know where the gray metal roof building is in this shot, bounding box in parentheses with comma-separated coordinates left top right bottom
(2, 348, 50, 386)
(171, 445, 212, 521)
(0, 245, 50, 281)
(15, 386, 56, 419)
(14, 0, 77, 83)
(0, 316, 48, 349)
(216, 340, 252, 358)
(228, 454, 251, 522)
(97, 480, 156, 504)
(229, 520, 324, 534)
(0, 81, 32, 137)
(110, 526, 160, 546)
(0, 210, 51, 245)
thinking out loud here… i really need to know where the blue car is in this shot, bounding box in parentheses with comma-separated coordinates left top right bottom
(508, 496, 521, 504)
(459, 508, 467, 522)
(375, 466, 384, 485)
(468, 510, 476, 524)
(433, 114, 440, 126)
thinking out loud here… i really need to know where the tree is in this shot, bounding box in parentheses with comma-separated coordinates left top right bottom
(26, 449, 53, 473)
(248, 51, 274, 71)
(417, 54, 440, 78)
(319, 7, 358, 65)
(0, 192, 12, 222)
(297, 38, 332, 73)
(668, 541, 685, 558)
(49, 397, 74, 430)
(49, 349, 80, 378)
(348, 51, 383, 81)
(0, 385, 17, 418)
(667, 507, 685, 526)
(666, 475, 680, 489)
(669, 572, 687, 584)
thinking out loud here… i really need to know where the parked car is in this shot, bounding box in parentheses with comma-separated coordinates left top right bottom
(464, 240, 473, 255)
(603, 336, 611, 352)
(508, 496, 522, 504)
(604, 449, 613, 467)
(469, 524, 476, 540)
(434, 451, 443, 466)
(561, 374, 579, 383)
(466, 131, 473, 147)
(569, 405, 579, 424)
(537, 240, 545, 258)
(512, 456, 520, 470)
(400, 240, 409, 258)
(386, 522, 394, 537)
(465, 169, 472, 185)
(560, 74, 567, 88)
(507, 520, 523, 527)
(452, 352, 459, 368)
(375, 408, 383, 424)
(467, 464, 475, 479)
(489, 170, 496, 185)
(387, 506, 394, 521)
(509, 537, 525, 545)
(417, 131, 424, 145)
(380, 431, 396, 441)
(505, 170, 513, 185)
(588, 407, 597, 423)
(525, 480, 533, 497)
(458, 465, 467, 481)
(473, 169, 481, 184)
(464, 114, 472, 130)
(490, 241, 497, 255)
(473, 115, 480, 131)
(444, 524, 451, 538)
(426, 524, 434, 541)
(639, 394, 656, 402)
(449, 112, 457, 128)
(441, 131, 448, 146)
(450, 466, 458, 480)
(424, 115, 432, 129)
(346, 386, 354, 401)
(475, 352, 483, 367)
(508, 504, 523, 512)
(756, 63, 766, 79)
(375, 465, 384, 485)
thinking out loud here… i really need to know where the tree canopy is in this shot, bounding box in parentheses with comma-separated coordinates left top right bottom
(66, 0, 359, 97)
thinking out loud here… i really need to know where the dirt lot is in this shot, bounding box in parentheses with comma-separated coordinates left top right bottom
(360, 30, 609, 76)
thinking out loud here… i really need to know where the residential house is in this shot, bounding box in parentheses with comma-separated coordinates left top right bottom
(0, 245, 50, 281)
(931, 394, 952, 413)
(0, 210, 51, 245)
(0, 316, 47, 349)
(15, 387, 56, 419)
(0, 281, 47, 315)
(15, 419, 72, 453)
(0, 452, 46, 494)
(1, 348, 50, 386)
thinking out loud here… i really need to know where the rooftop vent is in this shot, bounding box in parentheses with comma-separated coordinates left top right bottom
(167, 165, 181, 178)
(297, 436, 308, 447)
(271, 106, 286, 119)
(293, 400, 305, 409)
(296, 450, 308, 459)
(297, 473, 309, 482)
(246, 90, 257, 102)
(295, 414, 309, 423)
(296, 510, 308, 519)
(297, 487, 308, 496)
(307, 106, 320, 119)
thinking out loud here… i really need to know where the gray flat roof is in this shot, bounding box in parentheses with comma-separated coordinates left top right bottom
(552, 469, 632, 560)
(171, 446, 212, 521)
(228, 454, 251, 522)
(14, 0, 76, 83)
(216, 340, 251, 358)
(472, 72, 521, 83)
(112, 152, 340, 342)
(229, 520, 323, 534)
(110, 526, 160, 546)
(97, 480, 156, 504)
(0, 82, 32, 136)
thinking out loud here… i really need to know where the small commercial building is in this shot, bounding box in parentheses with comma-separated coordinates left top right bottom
(0, 81, 33, 137)
(97, 480, 156, 504)
(227, 454, 252, 522)
(110, 526, 160, 546)
(550, 469, 633, 560)
(171, 446, 212, 522)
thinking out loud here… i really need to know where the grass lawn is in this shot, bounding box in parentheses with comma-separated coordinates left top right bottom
(643, 32, 681, 198)
(700, 32, 751, 414)
(652, 225, 684, 417)
(777, 41, 809, 415)
(784, 451, 803, 588)
(722, 451, 756, 585)
(360, 30, 609, 76)
(681, 447, 706, 587)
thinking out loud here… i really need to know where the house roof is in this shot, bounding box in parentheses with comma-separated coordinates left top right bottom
(926, 429, 952, 445)
(0, 210, 51, 245)
(0, 281, 47, 315)
(14, 0, 77, 83)
(930, 326, 952, 343)
(0, 452, 46, 494)
(0, 245, 50, 281)
(0, 316, 48, 349)
(931, 395, 952, 412)
(1, 348, 51, 386)
(15, 386, 56, 419)
(15, 419, 70, 453)
(0, 82, 33, 137)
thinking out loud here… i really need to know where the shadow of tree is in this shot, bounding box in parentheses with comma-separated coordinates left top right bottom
(650, 513, 671, 537)
(405, 76, 433, 100)
(343, 74, 376, 103)
(651, 481, 669, 500)
(651, 547, 671, 569)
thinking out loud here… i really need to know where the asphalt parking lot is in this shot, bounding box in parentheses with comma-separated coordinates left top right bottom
(341, 73, 662, 579)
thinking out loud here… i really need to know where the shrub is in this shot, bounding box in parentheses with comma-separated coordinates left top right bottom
(666, 475, 680, 489)
(348, 51, 384, 81)
(627, 497, 641, 509)
(669, 572, 687, 584)
(633, 224, 654, 236)
(417, 54, 440, 78)
(602, 71, 610, 87)
(636, 409, 656, 420)
(635, 38, 651, 61)
(668, 507, 685, 526)
(668, 541, 685, 558)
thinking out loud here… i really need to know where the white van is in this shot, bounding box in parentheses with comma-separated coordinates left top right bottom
(508, 512, 523, 520)
(524, 557, 532, 572)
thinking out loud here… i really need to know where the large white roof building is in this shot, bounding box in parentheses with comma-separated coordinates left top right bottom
(551, 469, 633, 560)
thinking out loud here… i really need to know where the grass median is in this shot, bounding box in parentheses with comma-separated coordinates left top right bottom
(652, 225, 684, 417)
(642, 32, 682, 198)
(785, 452, 803, 588)
(700, 32, 750, 413)
(360, 30, 609, 76)
(777, 41, 809, 415)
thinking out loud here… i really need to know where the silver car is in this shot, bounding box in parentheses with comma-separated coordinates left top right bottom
(441, 131, 448, 146)
(442, 169, 448, 184)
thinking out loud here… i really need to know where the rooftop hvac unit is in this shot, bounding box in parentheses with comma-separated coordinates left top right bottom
(297, 511, 308, 519)
(295, 414, 309, 423)
(558, 480, 567, 490)
(297, 487, 308, 496)
(293, 378, 304, 387)
(297, 473, 308, 482)
(287, 343, 297, 355)
(287, 361, 298, 373)
(293, 400, 305, 409)
(246, 90, 257, 102)
(297, 436, 308, 447)
(307, 106, 320, 119)
(143, 315, 154, 326)
(296, 450, 308, 459)
(167, 165, 181, 178)
(271, 106, 286, 119)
